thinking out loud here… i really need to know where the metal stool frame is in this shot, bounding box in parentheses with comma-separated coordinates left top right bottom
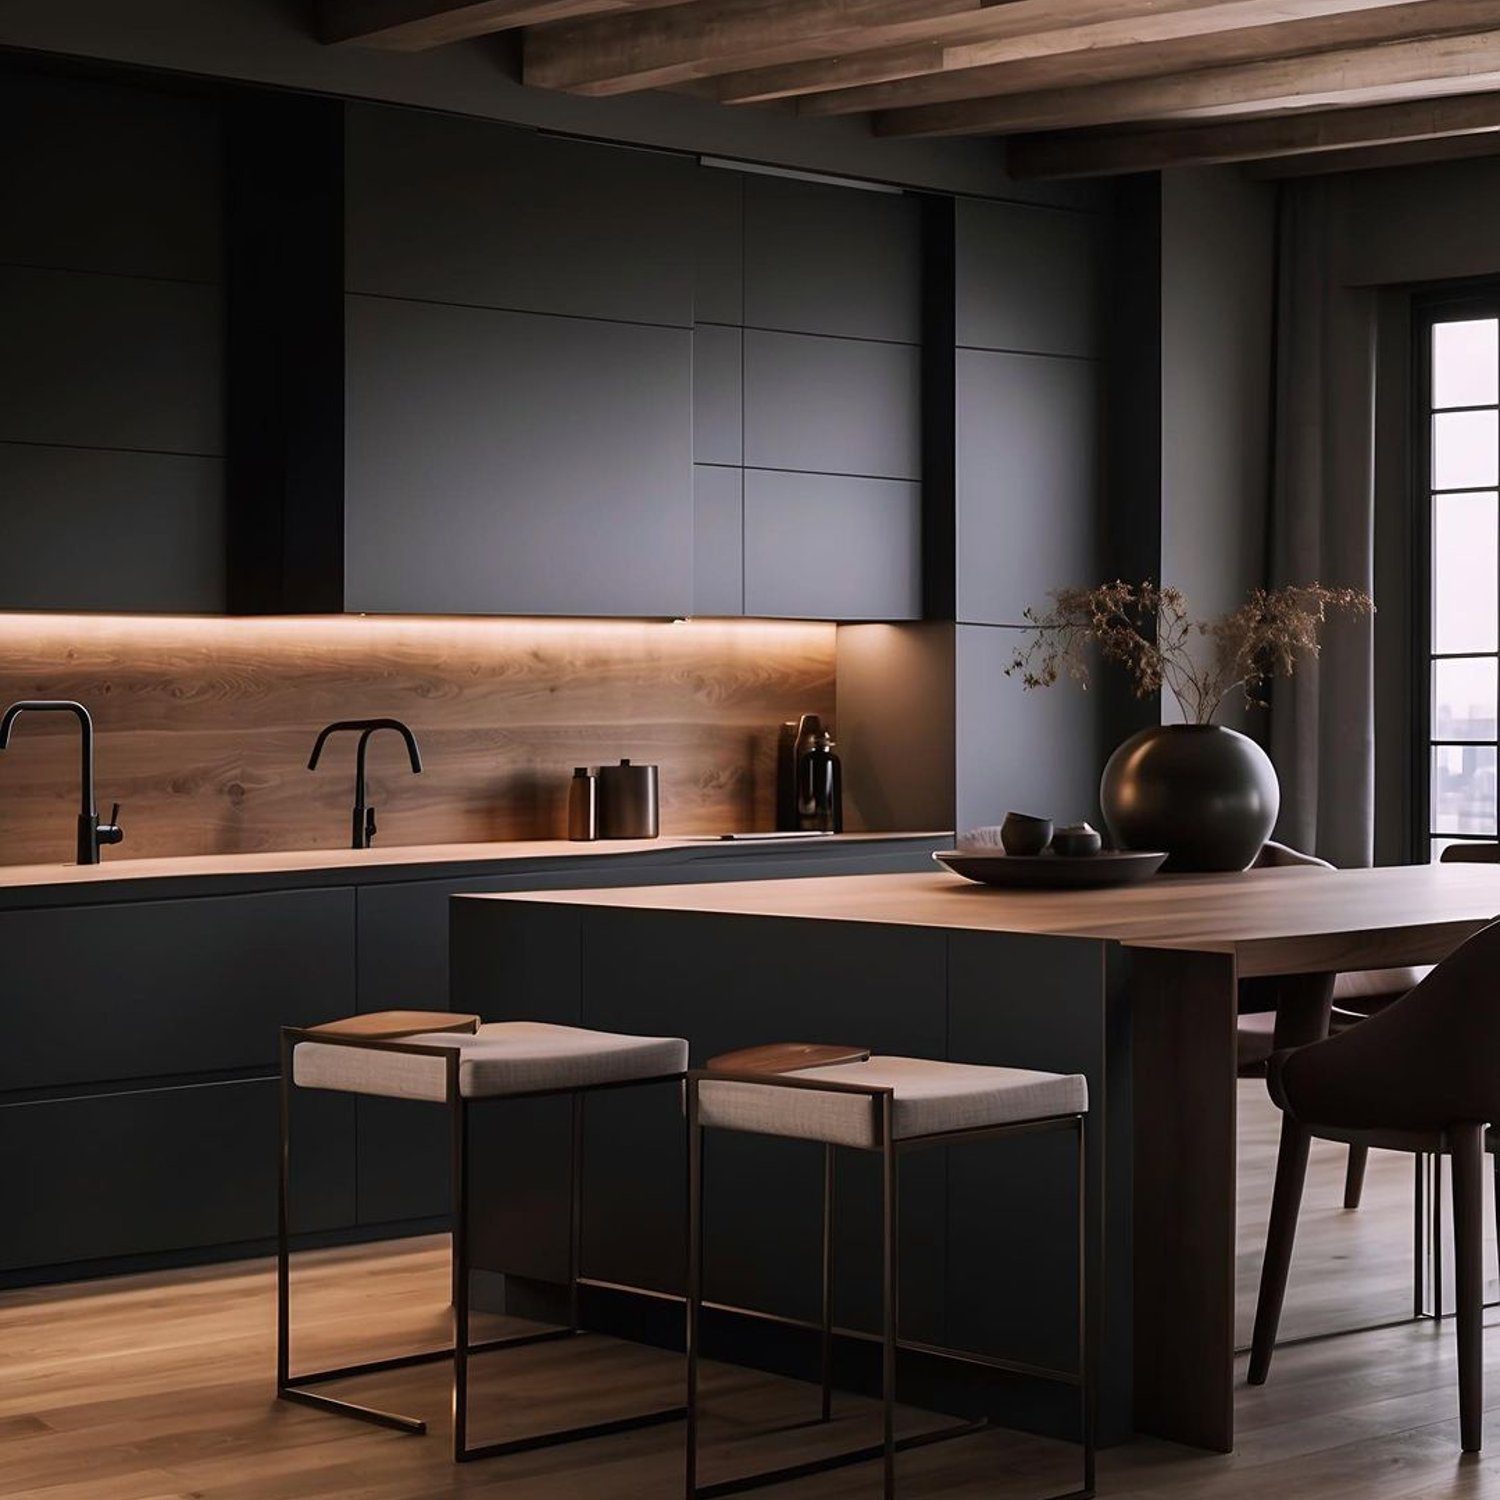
(685, 1066, 1097, 1500)
(277, 1025, 688, 1462)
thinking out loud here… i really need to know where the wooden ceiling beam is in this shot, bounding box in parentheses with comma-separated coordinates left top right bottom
(317, 0, 685, 51)
(785, 0, 1499, 117)
(712, 0, 1440, 106)
(1006, 89, 1500, 178)
(876, 27, 1500, 136)
(522, 0, 1410, 98)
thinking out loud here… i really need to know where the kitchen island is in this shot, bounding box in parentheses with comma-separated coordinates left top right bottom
(452, 860, 1500, 1454)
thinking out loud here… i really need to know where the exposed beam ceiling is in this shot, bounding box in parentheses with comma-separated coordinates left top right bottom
(874, 28, 1500, 137)
(787, 0, 1500, 117)
(1006, 89, 1500, 177)
(315, 0, 1500, 179)
(318, 0, 689, 51)
(522, 0, 1419, 97)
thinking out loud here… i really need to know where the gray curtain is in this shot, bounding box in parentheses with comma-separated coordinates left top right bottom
(1267, 178, 1380, 868)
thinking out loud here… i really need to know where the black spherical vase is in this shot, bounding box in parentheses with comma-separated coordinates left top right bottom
(1100, 724, 1279, 873)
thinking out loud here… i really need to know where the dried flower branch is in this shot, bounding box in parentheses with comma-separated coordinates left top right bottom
(1006, 581, 1373, 725)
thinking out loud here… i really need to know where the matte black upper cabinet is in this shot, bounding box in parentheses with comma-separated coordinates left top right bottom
(341, 107, 697, 618)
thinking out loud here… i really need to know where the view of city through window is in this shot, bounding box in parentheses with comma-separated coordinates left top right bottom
(1428, 314, 1500, 858)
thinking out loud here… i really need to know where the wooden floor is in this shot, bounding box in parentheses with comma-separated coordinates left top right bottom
(6, 1083, 1500, 1499)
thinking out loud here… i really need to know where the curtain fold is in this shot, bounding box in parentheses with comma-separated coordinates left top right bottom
(1267, 178, 1379, 868)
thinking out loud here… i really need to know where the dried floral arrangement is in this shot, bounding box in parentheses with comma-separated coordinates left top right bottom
(1006, 581, 1374, 726)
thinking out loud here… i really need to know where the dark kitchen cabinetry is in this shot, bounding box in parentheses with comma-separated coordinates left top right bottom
(744, 470, 922, 621)
(0, 890, 355, 1094)
(343, 294, 694, 617)
(0, 1081, 353, 1274)
(0, 74, 227, 615)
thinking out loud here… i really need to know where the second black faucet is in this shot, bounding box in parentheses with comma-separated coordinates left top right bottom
(307, 718, 423, 849)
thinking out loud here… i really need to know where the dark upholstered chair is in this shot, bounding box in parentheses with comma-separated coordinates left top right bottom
(1238, 841, 1428, 1206)
(1249, 917, 1500, 1452)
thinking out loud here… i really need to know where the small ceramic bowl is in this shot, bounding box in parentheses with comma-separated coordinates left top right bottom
(1000, 810, 1053, 857)
(1050, 821, 1103, 858)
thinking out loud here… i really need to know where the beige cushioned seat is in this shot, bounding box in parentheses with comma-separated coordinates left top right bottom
(697, 1055, 1087, 1150)
(293, 1020, 688, 1102)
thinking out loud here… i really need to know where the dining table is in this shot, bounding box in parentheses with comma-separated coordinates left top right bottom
(450, 858, 1500, 1455)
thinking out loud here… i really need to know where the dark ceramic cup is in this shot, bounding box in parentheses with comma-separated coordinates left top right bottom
(1000, 810, 1053, 857)
(1050, 822, 1103, 857)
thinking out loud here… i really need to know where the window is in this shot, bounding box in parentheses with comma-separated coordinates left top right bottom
(1419, 297, 1500, 861)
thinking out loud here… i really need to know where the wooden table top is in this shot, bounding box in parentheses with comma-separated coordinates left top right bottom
(476, 863, 1500, 978)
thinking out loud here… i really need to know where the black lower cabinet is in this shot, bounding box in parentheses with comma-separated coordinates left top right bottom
(0, 1079, 353, 1275)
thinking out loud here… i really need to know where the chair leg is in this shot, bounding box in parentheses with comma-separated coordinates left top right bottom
(1078, 1115, 1096, 1499)
(1452, 1124, 1486, 1454)
(880, 1098, 898, 1500)
(452, 1091, 471, 1462)
(1249, 1117, 1312, 1386)
(1492, 1151, 1500, 1289)
(820, 1143, 835, 1423)
(1343, 1144, 1369, 1210)
(685, 1086, 703, 1500)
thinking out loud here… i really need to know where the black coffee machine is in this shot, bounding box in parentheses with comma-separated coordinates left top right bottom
(776, 713, 843, 833)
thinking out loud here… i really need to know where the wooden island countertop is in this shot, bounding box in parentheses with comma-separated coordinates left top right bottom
(476, 860, 1500, 977)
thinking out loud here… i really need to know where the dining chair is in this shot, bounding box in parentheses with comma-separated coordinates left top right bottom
(1248, 915, 1500, 1450)
(1238, 841, 1427, 1207)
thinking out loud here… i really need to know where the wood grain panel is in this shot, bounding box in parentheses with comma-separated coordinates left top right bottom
(0, 614, 834, 864)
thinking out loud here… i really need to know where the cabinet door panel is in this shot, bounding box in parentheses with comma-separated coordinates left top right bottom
(744, 330, 920, 481)
(0, 266, 222, 456)
(345, 296, 693, 617)
(0, 890, 355, 1093)
(744, 470, 921, 621)
(694, 465, 744, 617)
(0, 444, 224, 613)
(693, 324, 742, 466)
(0, 1080, 354, 1273)
(346, 105, 696, 327)
(956, 350, 1100, 627)
(744, 176, 920, 344)
(0, 75, 222, 284)
(955, 199, 1104, 358)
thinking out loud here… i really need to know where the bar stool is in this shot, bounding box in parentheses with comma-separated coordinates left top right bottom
(277, 1009, 690, 1461)
(685, 1043, 1096, 1500)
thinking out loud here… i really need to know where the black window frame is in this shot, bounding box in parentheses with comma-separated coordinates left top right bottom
(1412, 284, 1500, 861)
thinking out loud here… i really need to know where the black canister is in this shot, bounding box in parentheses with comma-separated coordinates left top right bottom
(597, 758, 660, 839)
(567, 767, 598, 841)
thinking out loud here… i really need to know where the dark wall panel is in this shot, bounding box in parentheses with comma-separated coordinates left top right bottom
(0, 445, 225, 612)
(694, 464, 744, 617)
(956, 350, 1100, 626)
(346, 104, 698, 327)
(344, 293, 693, 616)
(743, 329, 921, 480)
(0, 265, 223, 456)
(693, 323, 742, 466)
(744, 175, 921, 343)
(955, 623, 1107, 833)
(955, 199, 1104, 358)
(744, 469, 921, 621)
(0, 74, 222, 283)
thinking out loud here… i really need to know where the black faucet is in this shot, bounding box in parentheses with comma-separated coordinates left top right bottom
(0, 699, 124, 865)
(307, 718, 423, 849)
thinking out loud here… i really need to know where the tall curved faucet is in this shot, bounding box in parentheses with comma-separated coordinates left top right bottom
(0, 699, 124, 865)
(307, 718, 423, 849)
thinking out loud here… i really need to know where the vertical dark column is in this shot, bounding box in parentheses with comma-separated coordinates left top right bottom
(225, 93, 346, 613)
(919, 194, 957, 622)
(1100, 174, 1164, 747)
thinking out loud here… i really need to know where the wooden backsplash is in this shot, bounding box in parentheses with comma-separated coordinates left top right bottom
(0, 614, 836, 863)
